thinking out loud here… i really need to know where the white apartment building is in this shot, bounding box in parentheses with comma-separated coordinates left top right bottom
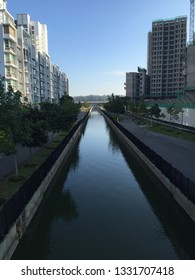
(31, 21, 48, 55)
(0, 0, 69, 104)
(0, 0, 18, 92)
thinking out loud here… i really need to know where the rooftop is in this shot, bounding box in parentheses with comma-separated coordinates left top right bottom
(153, 15, 187, 23)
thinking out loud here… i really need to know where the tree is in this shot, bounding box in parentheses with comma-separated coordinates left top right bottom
(104, 94, 125, 114)
(148, 103, 163, 126)
(149, 104, 161, 119)
(40, 102, 60, 138)
(167, 106, 174, 121)
(138, 97, 147, 114)
(58, 96, 80, 131)
(0, 81, 24, 177)
(21, 105, 48, 159)
(0, 131, 15, 155)
(82, 101, 90, 109)
(167, 106, 182, 122)
(41, 96, 80, 136)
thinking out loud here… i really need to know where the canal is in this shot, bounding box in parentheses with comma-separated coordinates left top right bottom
(12, 109, 195, 260)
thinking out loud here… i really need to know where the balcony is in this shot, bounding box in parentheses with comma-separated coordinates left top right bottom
(3, 33, 16, 42)
(4, 47, 16, 55)
(5, 60, 17, 68)
(6, 73, 17, 80)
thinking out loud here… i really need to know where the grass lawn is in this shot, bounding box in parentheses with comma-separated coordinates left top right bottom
(0, 131, 67, 202)
(129, 115, 195, 143)
(146, 123, 195, 143)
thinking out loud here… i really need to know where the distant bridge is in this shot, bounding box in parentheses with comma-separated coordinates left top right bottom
(80, 100, 108, 107)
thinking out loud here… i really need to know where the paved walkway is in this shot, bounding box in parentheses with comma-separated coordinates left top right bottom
(0, 112, 87, 182)
(119, 114, 195, 183)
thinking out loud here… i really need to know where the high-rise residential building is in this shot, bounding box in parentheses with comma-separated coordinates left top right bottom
(147, 16, 187, 98)
(125, 72, 139, 98)
(0, 1, 68, 104)
(185, 43, 195, 97)
(30, 21, 48, 55)
(0, 0, 18, 92)
(125, 67, 150, 99)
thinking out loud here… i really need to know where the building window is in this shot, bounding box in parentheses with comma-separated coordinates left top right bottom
(4, 25, 15, 37)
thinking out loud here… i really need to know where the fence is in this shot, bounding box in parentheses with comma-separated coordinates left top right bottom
(101, 109, 195, 205)
(0, 113, 88, 243)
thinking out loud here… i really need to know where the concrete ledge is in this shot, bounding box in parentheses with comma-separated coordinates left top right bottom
(0, 114, 89, 260)
(101, 110, 195, 223)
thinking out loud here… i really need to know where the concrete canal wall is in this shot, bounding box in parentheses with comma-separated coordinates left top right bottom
(100, 109, 195, 224)
(0, 112, 90, 260)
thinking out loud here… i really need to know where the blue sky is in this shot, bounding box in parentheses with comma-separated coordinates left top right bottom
(8, 0, 189, 96)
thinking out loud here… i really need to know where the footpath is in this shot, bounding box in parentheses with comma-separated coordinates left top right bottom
(0, 112, 87, 182)
(118, 114, 195, 183)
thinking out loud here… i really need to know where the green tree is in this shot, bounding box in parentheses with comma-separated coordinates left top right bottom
(41, 96, 79, 135)
(0, 81, 23, 176)
(104, 94, 125, 114)
(149, 103, 161, 119)
(148, 103, 163, 126)
(167, 106, 174, 121)
(82, 101, 90, 109)
(21, 105, 48, 159)
(167, 106, 182, 122)
(58, 96, 80, 131)
(40, 102, 60, 138)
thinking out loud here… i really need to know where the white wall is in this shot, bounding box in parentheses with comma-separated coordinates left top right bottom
(160, 107, 195, 128)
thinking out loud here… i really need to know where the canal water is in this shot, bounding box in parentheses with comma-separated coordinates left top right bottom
(12, 109, 195, 260)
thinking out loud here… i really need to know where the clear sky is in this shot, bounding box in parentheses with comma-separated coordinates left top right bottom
(8, 0, 190, 96)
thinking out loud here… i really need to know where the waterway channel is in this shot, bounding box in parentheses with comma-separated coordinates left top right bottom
(12, 109, 195, 260)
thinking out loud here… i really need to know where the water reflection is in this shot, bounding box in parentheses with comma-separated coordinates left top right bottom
(12, 140, 81, 260)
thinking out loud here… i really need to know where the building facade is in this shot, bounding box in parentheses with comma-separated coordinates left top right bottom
(0, 0, 18, 92)
(125, 67, 150, 99)
(147, 16, 187, 98)
(0, 0, 69, 104)
(185, 43, 195, 97)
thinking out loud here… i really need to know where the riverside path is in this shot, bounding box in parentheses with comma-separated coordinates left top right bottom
(118, 113, 195, 183)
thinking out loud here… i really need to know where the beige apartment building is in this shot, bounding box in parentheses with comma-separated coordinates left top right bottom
(147, 16, 187, 98)
(125, 67, 150, 99)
